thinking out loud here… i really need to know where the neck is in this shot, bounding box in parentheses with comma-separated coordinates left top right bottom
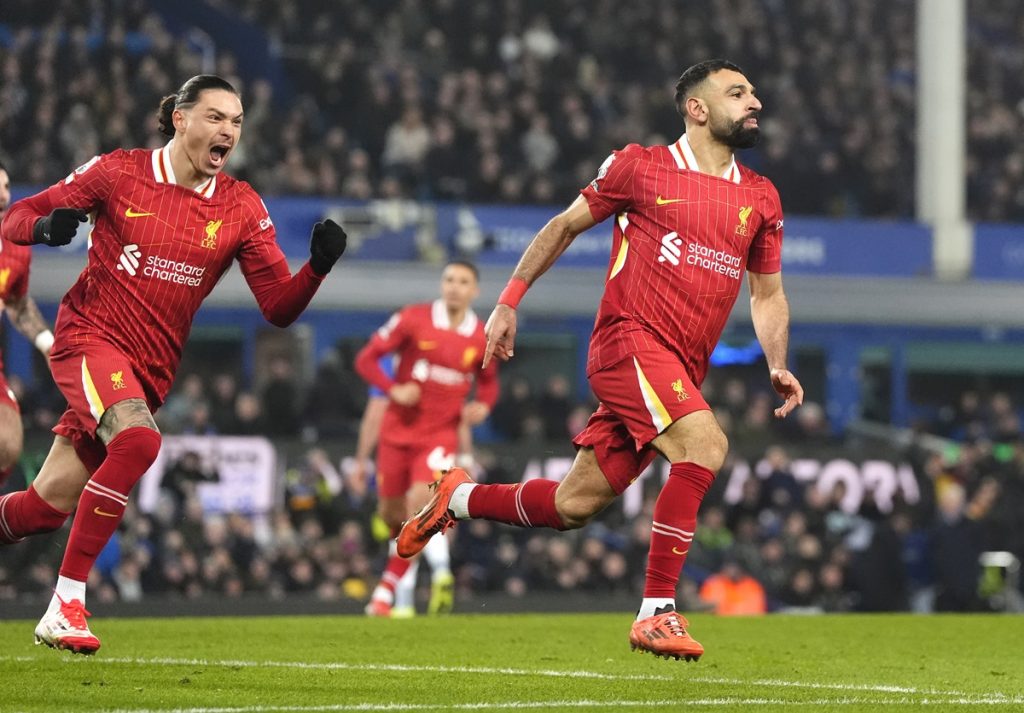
(685, 128, 734, 177)
(446, 305, 466, 328)
(168, 139, 209, 189)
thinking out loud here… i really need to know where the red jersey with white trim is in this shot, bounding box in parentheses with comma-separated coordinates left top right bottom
(0, 240, 32, 372)
(355, 300, 499, 446)
(0, 144, 322, 404)
(580, 134, 784, 386)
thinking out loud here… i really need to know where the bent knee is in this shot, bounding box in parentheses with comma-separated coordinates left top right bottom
(701, 429, 729, 471)
(554, 496, 600, 530)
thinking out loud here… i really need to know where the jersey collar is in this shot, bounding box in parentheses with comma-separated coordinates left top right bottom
(151, 140, 218, 199)
(431, 299, 478, 336)
(668, 134, 741, 184)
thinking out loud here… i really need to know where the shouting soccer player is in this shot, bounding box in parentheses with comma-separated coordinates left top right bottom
(399, 60, 803, 660)
(0, 160, 56, 488)
(0, 75, 347, 654)
(356, 261, 497, 617)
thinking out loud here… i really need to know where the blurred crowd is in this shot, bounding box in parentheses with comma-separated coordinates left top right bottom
(1, 0, 1021, 220)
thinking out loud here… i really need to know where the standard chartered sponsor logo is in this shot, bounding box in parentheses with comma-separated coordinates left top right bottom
(116, 245, 206, 286)
(658, 232, 741, 279)
(687, 242, 742, 279)
(411, 358, 470, 386)
(657, 232, 683, 265)
(144, 255, 206, 286)
(116, 244, 143, 275)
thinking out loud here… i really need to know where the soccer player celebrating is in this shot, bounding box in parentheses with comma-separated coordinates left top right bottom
(399, 60, 803, 660)
(0, 160, 56, 488)
(356, 261, 497, 617)
(0, 75, 347, 654)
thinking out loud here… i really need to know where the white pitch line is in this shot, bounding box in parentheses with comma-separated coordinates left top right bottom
(4, 655, 1018, 707)
(92, 696, 1024, 713)
(688, 674, 979, 698)
(0, 655, 672, 683)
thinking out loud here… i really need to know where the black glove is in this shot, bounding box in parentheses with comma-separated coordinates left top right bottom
(308, 218, 347, 275)
(32, 208, 88, 247)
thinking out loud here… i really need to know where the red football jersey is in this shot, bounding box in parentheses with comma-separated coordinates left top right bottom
(0, 239, 32, 372)
(356, 300, 499, 446)
(580, 134, 785, 386)
(1, 144, 323, 403)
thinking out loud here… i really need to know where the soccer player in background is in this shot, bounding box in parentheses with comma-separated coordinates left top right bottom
(399, 60, 803, 660)
(0, 75, 348, 654)
(350, 357, 475, 617)
(0, 160, 56, 488)
(356, 261, 497, 617)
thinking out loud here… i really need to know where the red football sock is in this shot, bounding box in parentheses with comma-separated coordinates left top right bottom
(644, 462, 716, 598)
(59, 427, 162, 581)
(0, 485, 71, 544)
(375, 554, 414, 600)
(467, 479, 568, 530)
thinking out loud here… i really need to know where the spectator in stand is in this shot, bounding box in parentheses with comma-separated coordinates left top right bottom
(699, 558, 767, 616)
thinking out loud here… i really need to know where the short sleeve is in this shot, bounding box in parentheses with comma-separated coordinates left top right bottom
(579, 144, 644, 223)
(747, 181, 784, 274)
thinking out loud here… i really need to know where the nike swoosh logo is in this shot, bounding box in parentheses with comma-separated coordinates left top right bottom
(93, 507, 119, 518)
(125, 208, 154, 218)
(656, 196, 686, 206)
(418, 341, 438, 350)
(672, 547, 688, 556)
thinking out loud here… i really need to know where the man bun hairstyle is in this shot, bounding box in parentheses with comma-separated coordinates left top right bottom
(157, 74, 240, 138)
(674, 59, 745, 118)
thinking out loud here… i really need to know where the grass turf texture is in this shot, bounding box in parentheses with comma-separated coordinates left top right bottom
(0, 613, 1022, 712)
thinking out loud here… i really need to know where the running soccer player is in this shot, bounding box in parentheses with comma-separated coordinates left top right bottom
(0, 75, 347, 654)
(356, 261, 497, 617)
(0, 160, 55, 488)
(398, 60, 803, 661)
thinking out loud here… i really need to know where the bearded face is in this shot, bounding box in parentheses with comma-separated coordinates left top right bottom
(710, 110, 761, 149)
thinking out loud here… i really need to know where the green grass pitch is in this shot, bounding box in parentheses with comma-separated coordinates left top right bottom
(1, 613, 1022, 712)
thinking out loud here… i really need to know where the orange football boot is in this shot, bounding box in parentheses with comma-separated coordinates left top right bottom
(396, 468, 473, 558)
(629, 605, 704, 661)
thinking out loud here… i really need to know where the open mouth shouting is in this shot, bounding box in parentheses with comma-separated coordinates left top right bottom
(209, 142, 232, 169)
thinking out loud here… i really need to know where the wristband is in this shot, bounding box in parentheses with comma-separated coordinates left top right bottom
(497, 277, 529, 309)
(34, 329, 55, 354)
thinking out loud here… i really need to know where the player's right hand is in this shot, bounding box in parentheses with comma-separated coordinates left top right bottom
(389, 382, 421, 406)
(32, 208, 87, 246)
(483, 304, 517, 367)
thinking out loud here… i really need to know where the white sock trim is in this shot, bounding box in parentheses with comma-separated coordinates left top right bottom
(49, 576, 87, 614)
(448, 482, 476, 519)
(637, 597, 675, 620)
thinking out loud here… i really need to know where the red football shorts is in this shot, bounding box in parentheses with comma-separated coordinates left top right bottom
(375, 436, 458, 499)
(573, 349, 710, 494)
(49, 345, 151, 474)
(0, 372, 19, 414)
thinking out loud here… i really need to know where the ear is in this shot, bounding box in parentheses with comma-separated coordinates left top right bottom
(172, 107, 188, 134)
(685, 95, 708, 125)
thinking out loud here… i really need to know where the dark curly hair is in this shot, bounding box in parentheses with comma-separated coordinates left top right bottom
(674, 59, 746, 117)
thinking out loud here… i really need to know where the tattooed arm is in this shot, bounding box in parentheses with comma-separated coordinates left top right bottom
(4, 295, 53, 355)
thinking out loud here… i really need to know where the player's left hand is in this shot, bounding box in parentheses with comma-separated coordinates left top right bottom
(770, 368, 804, 418)
(461, 401, 490, 426)
(308, 219, 347, 275)
(483, 304, 517, 367)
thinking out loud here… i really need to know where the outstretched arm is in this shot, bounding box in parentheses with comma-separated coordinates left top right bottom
(4, 295, 53, 355)
(748, 270, 803, 418)
(483, 195, 598, 367)
(240, 218, 347, 327)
